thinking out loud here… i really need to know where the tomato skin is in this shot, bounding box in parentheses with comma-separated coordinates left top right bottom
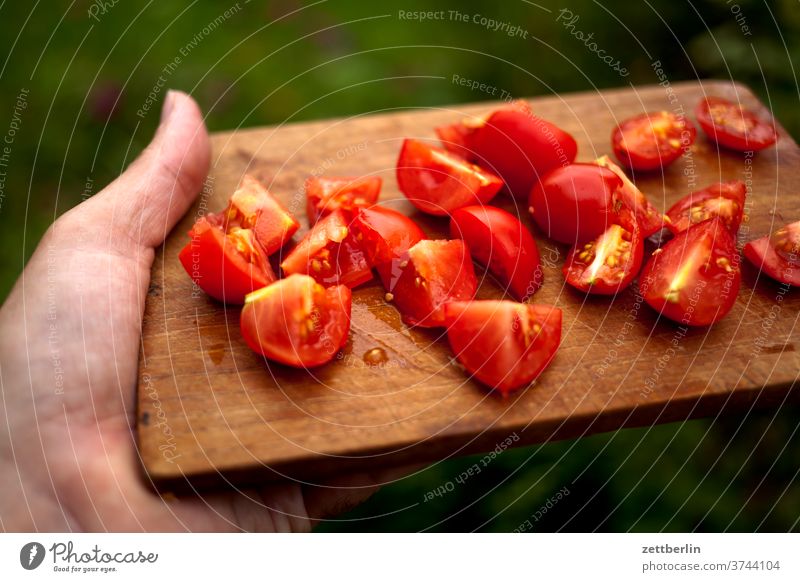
(280, 209, 372, 288)
(639, 217, 740, 326)
(228, 175, 300, 255)
(240, 274, 351, 368)
(529, 163, 623, 244)
(743, 221, 800, 286)
(305, 176, 382, 224)
(444, 301, 562, 395)
(352, 206, 427, 290)
(450, 205, 542, 300)
(471, 109, 577, 198)
(612, 111, 696, 171)
(563, 223, 643, 295)
(391, 239, 477, 328)
(695, 97, 778, 152)
(665, 181, 746, 235)
(396, 139, 503, 216)
(595, 155, 665, 237)
(178, 216, 276, 304)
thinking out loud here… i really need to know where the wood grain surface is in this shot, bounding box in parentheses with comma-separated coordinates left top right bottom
(137, 81, 800, 491)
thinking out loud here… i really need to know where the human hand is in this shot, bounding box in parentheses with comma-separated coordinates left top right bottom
(0, 91, 395, 532)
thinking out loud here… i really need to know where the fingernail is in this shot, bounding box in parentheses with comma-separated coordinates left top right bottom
(160, 90, 177, 123)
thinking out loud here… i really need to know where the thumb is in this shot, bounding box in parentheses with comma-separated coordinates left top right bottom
(83, 90, 211, 249)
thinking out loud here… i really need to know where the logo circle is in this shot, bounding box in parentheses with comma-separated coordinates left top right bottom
(20, 542, 46, 570)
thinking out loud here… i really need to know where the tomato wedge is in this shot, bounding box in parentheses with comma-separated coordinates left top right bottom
(563, 222, 643, 295)
(226, 174, 300, 255)
(352, 206, 427, 290)
(470, 108, 577, 198)
(450, 205, 542, 300)
(280, 209, 372, 288)
(396, 139, 503, 216)
(390, 239, 477, 327)
(612, 111, 696, 171)
(240, 274, 351, 368)
(179, 214, 277, 305)
(743, 220, 800, 286)
(529, 163, 623, 244)
(695, 97, 778, 152)
(595, 155, 665, 237)
(639, 217, 740, 326)
(444, 301, 561, 395)
(305, 175, 382, 224)
(665, 181, 746, 235)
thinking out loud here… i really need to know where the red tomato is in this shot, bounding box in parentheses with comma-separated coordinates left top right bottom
(280, 209, 372, 288)
(450, 205, 542, 300)
(435, 100, 533, 160)
(444, 301, 561, 395)
(352, 206, 427, 290)
(639, 217, 740, 326)
(595, 155, 665, 237)
(665, 181, 746, 235)
(178, 215, 277, 304)
(396, 139, 503, 216)
(240, 274, 351, 368)
(695, 97, 778, 152)
(305, 175, 382, 224)
(470, 108, 577, 198)
(743, 220, 800, 286)
(612, 111, 696, 171)
(563, 223, 643, 295)
(529, 163, 623, 244)
(226, 175, 300, 255)
(390, 239, 477, 327)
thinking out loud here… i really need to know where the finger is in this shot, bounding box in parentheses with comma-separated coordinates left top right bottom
(80, 90, 211, 249)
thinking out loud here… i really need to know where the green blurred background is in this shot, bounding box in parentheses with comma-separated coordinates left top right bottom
(2, 0, 798, 531)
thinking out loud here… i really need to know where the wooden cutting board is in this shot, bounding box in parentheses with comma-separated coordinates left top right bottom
(138, 81, 800, 491)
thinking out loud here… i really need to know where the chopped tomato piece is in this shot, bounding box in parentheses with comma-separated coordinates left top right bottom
(305, 175, 382, 224)
(639, 217, 740, 326)
(435, 100, 532, 160)
(563, 223, 643, 295)
(470, 108, 577, 198)
(444, 301, 562, 395)
(240, 274, 351, 368)
(280, 209, 372, 288)
(595, 155, 665, 237)
(665, 181, 746, 235)
(612, 111, 696, 171)
(450, 205, 542, 300)
(695, 97, 778, 152)
(396, 139, 503, 216)
(390, 239, 477, 327)
(743, 220, 800, 286)
(226, 174, 300, 255)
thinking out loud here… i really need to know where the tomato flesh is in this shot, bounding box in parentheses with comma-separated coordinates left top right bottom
(305, 175, 382, 224)
(352, 206, 427, 290)
(695, 97, 778, 152)
(280, 209, 372, 288)
(529, 163, 623, 244)
(563, 223, 643, 295)
(444, 301, 561, 395)
(240, 274, 351, 368)
(450, 205, 542, 300)
(471, 108, 577, 198)
(743, 220, 800, 286)
(595, 155, 665, 237)
(666, 181, 746, 235)
(227, 175, 300, 255)
(639, 217, 740, 326)
(390, 239, 477, 327)
(396, 139, 503, 216)
(612, 111, 696, 171)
